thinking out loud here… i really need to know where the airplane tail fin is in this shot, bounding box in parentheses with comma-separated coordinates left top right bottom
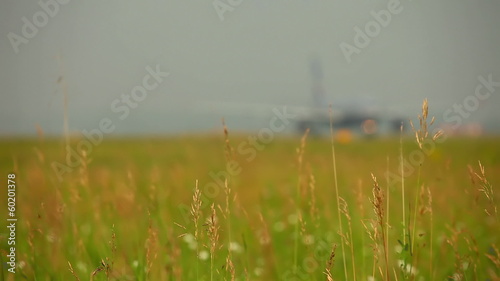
(309, 57, 327, 108)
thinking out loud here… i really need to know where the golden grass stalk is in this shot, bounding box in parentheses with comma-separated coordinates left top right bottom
(485, 244, 500, 268)
(298, 210, 306, 237)
(90, 259, 110, 281)
(354, 179, 367, 279)
(467, 165, 481, 206)
(473, 161, 497, 218)
(225, 255, 236, 281)
(445, 226, 469, 280)
(167, 230, 183, 279)
(371, 174, 390, 281)
(324, 244, 337, 281)
(78, 149, 91, 194)
(354, 179, 366, 218)
(339, 196, 356, 281)
(362, 219, 379, 279)
(224, 178, 231, 234)
(219, 121, 237, 279)
(307, 164, 320, 228)
(409, 99, 442, 252)
(464, 235, 480, 280)
(393, 268, 399, 281)
(191, 180, 202, 241)
(257, 211, 273, 273)
(207, 203, 220, 281)
(146, 215, 158, 278)
(399, 123, 407, 246)
(258, 211, 271, 244)
(68, 261, 80, 281)
(293, 128, 309, 272)
(222, 118, 234, 162)
(190, 180, 202, 279)
(329, 105, 349, 281)
(409, 98, 443, 150)
(88, 227, 116, 280)
(224, 178, 236, 279)
(109, 224, 116, 276)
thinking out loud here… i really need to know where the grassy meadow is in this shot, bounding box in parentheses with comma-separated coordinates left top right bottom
(1, 128, 499, 280)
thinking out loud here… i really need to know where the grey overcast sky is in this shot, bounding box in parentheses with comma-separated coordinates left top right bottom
(1, 0, 499, 136)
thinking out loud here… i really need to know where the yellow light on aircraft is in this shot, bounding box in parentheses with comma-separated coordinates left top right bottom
(336, 129, 353, 144)
(361, 119, 377, 135)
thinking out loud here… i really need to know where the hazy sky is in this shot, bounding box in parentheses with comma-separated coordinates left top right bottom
(1, 0, 499, 136)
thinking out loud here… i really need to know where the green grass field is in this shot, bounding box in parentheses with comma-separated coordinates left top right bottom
(1, 133, 499, 280)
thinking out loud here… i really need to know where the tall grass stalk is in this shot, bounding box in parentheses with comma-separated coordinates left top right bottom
(68, 261, 81, 281)
(371, 174, 390, 281)
(208, 204, 220, 281)
(409, 99, 442, 255)
(339, 197, 356, 281)
(473, 161, 498, 219)
(411, 166, 421, 254)
(224, 179, 236, 280)
(329, 105, 348, 281)
(355, 180, 367, 280)
(190, 180, 202, 280)
(222, 121, 235, 278)
(324, 244, 337, 281)
(293, 128, 309, 272)
(399, 123, 406, 246)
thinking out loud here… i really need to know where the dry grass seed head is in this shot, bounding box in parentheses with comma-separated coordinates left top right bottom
(258, 212, 271, 245)
(324, 244, 337, 281)
(354, 179, 366, 218)
(418, 185, 432, 216)
(107, 224, 117, 274)
(410, 98, 443, 149)
(426, 186, 433, 215)
(207, 203, 220, 254)
(90, 259, 110, 281)
(370, 174, 384, 225)
(191, 180, 202, 240)
(225, 255, 236, 281)
(146, 217, 159, 275)
(68, 261, 80, 281)
(298, 210, 307, 236)
(297, 128, 310, 170)
(485, 244, 500, 268)
(472, 161, 497, 217)
(338, 196, 351, 223)
(467, 165, 481, 205)
(337, 230, 351, 247)
(307, 164, 320, 227)
(224, 178, 232, 218)
(222, 118, 234, 162)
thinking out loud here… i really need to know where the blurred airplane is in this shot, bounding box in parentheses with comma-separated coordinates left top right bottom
(295, 57, 405, 139)
(193, 57, 406, 140)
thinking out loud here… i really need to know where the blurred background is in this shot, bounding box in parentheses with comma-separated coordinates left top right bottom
(1, 0, 499, 137)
